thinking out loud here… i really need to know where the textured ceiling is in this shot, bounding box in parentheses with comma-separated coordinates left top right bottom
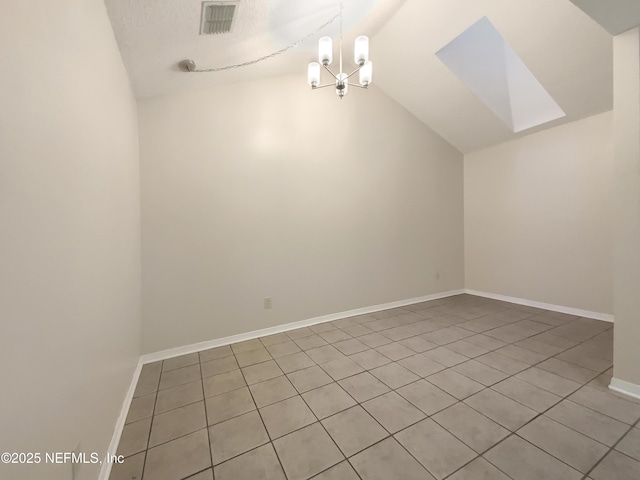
(105, 0, 406, 99)
(106, 0, 615, 153)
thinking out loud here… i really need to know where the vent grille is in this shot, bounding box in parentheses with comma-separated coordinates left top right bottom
(200, 2, 238, 35)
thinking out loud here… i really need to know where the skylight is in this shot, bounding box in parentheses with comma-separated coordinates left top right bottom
(436, 17, 565, 133)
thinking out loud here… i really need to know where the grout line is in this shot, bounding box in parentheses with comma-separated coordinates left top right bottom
(137, 363, 161, 479)
(294, 378, 363, 479)
(232, 348, 292, 480)
(581, 416, 640, 479)
(181, 468, 211, 479)
(150, 397, 203, 417)
(442, 387, 583, 479)
(199, 352, 215, 477)
(203, 441, 274, 475)
(452, 347, 619, 478)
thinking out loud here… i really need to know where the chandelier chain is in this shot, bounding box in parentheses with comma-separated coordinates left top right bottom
(190, 11, 341, 73)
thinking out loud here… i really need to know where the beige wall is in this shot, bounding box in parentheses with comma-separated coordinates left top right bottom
(464, 112, 613, 314)
(0, 1, 141, 479)
(612, 27, 640, 388)
(139, 76, 464, 353)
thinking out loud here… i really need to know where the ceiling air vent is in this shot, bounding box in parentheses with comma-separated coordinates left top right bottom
(200, 1, 239, 35)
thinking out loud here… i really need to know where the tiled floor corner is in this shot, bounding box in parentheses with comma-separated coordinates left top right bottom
(110, 294, 640, 480)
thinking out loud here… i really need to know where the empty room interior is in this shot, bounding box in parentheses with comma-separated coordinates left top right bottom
(2, 0, 640, 479)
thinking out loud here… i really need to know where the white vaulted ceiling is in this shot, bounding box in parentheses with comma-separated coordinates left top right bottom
(105, 0, 614, 153)
(372, 0, 612, 152)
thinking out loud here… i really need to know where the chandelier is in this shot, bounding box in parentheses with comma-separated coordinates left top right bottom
(306, 2, 373, 99)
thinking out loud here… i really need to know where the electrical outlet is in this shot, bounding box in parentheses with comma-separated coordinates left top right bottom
(264, 297, 272, 309)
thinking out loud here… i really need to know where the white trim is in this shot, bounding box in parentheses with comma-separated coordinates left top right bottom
(139, 289, 465, 364)
(609, 377, 640, 401)
(98, 359, 143, 480)
(98, 288, 464, 479)
(464, 289, 614, 323)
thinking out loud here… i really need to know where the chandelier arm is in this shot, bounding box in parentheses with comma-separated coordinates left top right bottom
(345, 67, 361, 80)
(350, 84, 369, 89)
(322, 63, 339, 81)
(313, 83, 336, 89)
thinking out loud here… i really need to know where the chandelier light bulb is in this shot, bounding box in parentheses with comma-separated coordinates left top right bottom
(359, 61, 373, 86)
(354, 36, 369, 66)
(318, 37, 333, 66)
(307, 62, 321, 87)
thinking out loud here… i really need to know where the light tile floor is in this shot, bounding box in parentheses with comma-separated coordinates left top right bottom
(110, 294, 640, 480)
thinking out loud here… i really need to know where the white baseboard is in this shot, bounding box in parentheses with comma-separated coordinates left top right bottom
(98, 359, 143, 480)
(609, 377, 640, 401)
(140, 289, 466, 364)
(464, 289, 614, 323)
(99, 288, 464, 479)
